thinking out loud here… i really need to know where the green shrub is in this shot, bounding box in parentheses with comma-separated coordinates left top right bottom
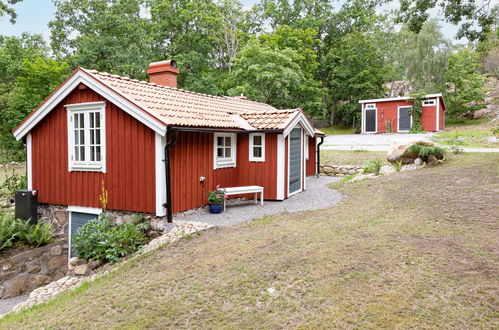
(407, 145, 446, 159)
(392, 161, 403, 172)
(0, 213, 53, 250)
(1, 172, 27, 197)
(73, 215, 149, 263)
(363, 159, 383, 175)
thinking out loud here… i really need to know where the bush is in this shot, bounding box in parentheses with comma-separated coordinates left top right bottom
(72, 215, 149, 263)
(1, 172, 27, 197)
(363, 159, 383, 175)
(0, 213, 53, 250)
(407, 145, 446, 159)
(392, 161, 403, 172)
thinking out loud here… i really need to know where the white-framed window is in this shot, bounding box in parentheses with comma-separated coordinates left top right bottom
(249, 133, 265, 162)
(214, 133, 236, 169)
(366, 104, 376, 109)
(66, 101, 106, 172)
(423, 100, 436, 106)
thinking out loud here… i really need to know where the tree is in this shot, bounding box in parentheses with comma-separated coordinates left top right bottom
(397, 19, 451, 93)
(396, 0, 497, 41)
(445, 47, 486, 116)
(0, 0, 23, 23)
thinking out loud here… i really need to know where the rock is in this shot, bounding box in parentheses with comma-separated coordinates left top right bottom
(438, 159, 444, 164)
(52, 271, 65, 281)
(74, 264, 88, 276)
(3, 274, 29, 298)
(27, 265, 41, 274)
(50, 245, 62, 256)
(68, 263, 75, 271)
(414, 158, 423, 166)
(380, 164, 395, 175)
(69, 257, 79, 266)
(33, 275, 51, 287)
(87, 259, 103, 270)
(426, 155, 439, 167)
(0, 285, 5, 298)
(387, 138, 435, 164)
(48, 256, 67, 271)
(74, 258, 87, 266)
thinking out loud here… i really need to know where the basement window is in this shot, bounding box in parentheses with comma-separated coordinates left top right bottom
(249, 133, 265, 162)
(214, 133, 236, 169)
(66, 102, 106, 172)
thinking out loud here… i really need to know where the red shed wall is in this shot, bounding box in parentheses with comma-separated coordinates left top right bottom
(371, 100, 438, 133)
(31, 87, 156, 213)
(306, 136, 316, 176)
(169, 131, 280, 213)
(439, 106, 445, 130)
(421, 104, 437, 131)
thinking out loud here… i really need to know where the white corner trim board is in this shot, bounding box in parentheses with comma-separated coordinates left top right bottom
(13, 69, 167, 141)
(276, 134, 285, 200)
(155, 133, 166, 216)
(26, 133, 32, 189)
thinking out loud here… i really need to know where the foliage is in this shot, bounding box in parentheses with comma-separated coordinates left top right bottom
(444, 134, 465, 154)
(208, 185, 226, 205)
(396, 0, 497, 41)
(0, 213, 53, 251)
(408, 92, 425, 133)
(392, 161, 403, 172)
(72, 215, 149, 263)
(0, 171, 26, 197)
(407, 145, 446, 159)
(362, 159, 383, 175)
(0, 0, 23, 23)
(445, 48, 486, 116)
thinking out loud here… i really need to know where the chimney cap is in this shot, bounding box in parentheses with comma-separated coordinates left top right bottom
(147, 60, 179, 75)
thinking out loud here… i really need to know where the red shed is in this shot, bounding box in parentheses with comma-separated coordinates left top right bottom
(13, 60, 324, 230)
(359, 95, 446, 134)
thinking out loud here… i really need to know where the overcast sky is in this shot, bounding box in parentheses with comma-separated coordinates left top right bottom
(0, 0, 474, 43)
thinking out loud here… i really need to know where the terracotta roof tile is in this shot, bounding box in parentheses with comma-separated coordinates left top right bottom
(241, 109, 300, 130)
(83, 68, 277, 129)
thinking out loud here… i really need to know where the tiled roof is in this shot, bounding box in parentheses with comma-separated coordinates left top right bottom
(83, 68, 280, 129)
(241, 109, 300, 130)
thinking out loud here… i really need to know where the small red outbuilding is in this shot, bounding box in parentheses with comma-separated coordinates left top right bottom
(359, 94, 446, 134)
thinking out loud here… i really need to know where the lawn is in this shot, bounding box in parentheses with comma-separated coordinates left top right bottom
(319, 125, 357, 135)
(433, 125, 498, 148)
(321, 149, 387, 165)
(1, 153, 498, 329)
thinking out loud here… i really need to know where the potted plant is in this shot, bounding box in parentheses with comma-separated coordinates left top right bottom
(207, 185, 226, 214)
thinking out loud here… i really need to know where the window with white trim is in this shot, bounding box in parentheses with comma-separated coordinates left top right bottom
(249, 133, 265, 162)
(214, 133, 236, 168)
(66, 102, 106, 172)
(423, 100, 436, 106)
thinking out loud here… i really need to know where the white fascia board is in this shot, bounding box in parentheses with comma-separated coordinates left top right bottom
(283, 112, 315, 137)
(13, 70, 167, 140)
(359, 93, 444, 104)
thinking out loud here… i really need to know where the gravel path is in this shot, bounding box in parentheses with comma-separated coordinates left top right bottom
(0, 294, 29, 317)
(174, 176, 342, 227)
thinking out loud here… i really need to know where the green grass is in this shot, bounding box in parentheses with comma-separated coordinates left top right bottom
(2, 153, 497, 328)
(320, 125, 357, 135)
(433, 126, 498, 148)
(445, 117, 489, 127)
(321, 150, 387, 165)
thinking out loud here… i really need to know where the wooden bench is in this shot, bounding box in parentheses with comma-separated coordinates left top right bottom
(221, 185, 264, 211)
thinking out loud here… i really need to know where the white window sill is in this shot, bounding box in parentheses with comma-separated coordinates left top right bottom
(69, 164, 104, 172)
(215, 161, 236, 169)
(249, 159, 265, 162)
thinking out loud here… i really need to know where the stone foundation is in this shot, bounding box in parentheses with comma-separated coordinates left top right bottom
(320, 164, 363, 176)
(0, 241, 68, 299)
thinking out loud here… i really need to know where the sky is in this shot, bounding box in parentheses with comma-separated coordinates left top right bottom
(0, 0, 473, 43)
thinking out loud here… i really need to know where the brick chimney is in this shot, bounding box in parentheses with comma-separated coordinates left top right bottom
(147, 60, 179, 88)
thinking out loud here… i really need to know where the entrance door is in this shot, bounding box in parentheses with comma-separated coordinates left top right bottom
(69, 212, 98, 257)
(365, 109, 376, 133)
(288, 127, 302, 195)
(398, 106, 412, 132)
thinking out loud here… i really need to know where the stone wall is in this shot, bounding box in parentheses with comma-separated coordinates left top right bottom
(38, 204, 69, 238)
(320, 164, 363, 176)
(0, 241, 68, 299)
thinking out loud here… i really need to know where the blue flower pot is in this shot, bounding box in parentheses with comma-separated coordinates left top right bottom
(209, 203, 223, 214)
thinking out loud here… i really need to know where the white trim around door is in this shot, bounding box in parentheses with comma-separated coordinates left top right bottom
(397, 106, 413, 132)
(155, 133, 166, 216)
(276, 134, 285, 200)
(364, 104, 377, 134)
(287, 126, 304, 197)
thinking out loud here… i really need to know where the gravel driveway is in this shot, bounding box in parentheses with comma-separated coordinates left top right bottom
(174, 176, 342, 227)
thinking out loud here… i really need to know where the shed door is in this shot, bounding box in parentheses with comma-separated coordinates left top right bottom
(70, 212, 98, 257)
(365, 109, 376, 132)
(398, 107, 412, 131)
(289, 128, 302, 195)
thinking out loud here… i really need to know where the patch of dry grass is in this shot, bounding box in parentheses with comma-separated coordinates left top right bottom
(1, 154, 498, 329)
(321, 149, 387, 165)
(0, 164, 25, 185)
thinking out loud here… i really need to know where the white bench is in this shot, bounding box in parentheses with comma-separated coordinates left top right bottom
(221, 185, 264, 211)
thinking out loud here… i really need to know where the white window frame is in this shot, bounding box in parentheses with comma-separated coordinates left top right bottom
(365, 103, 376, 109)
(213, 132, 236, 169)
(422, 99, 436, 106)
(67, 205, 101, 261)
(249, 133, 265, 162)
(66, 101, 106, 172)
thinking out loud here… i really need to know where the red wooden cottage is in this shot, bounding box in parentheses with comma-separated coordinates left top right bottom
(359, 94, 446, 134)
(12, 60, 324, 232)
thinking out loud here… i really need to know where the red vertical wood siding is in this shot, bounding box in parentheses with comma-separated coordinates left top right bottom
(31, 87, 156, 213)
(169, 131, 281, 213)
(306, 136, 316, 176)
(372, 100, 438, 133)
(439, 106, 445, 130)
